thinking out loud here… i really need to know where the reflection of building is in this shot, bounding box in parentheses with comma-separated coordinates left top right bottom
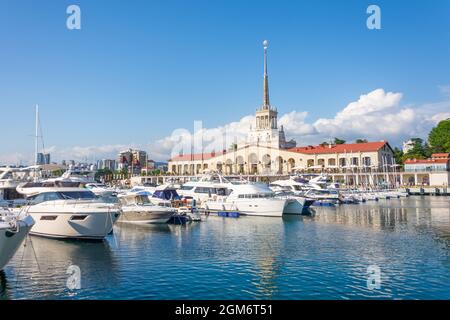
(168, 41, 395, 176)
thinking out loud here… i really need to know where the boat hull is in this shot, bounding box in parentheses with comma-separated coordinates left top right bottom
(118, 209, 175, 224)
(28, 211, 120, 240)
(0, 215, 34, 270)
(203, 199, 286, 217)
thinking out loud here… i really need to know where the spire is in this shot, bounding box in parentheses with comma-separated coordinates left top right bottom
(263, 40, 270, 109)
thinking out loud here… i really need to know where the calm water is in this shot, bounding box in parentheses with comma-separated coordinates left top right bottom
(1, 196, 450, 300)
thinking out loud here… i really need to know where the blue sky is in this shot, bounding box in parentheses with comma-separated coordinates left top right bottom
(0, 0, 449, 164)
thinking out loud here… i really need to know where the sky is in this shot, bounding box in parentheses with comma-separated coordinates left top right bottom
(0, 0, 449, 164)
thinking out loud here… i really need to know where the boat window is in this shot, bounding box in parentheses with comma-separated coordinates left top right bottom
(59, 191, 97, 200)
(194, 187, 213, 194)
(40, 215, 58, 221)
(216, 188, 229, 196)
(153, 190, 180, 200)
(135, 195, 152, 205)
(180, 185, 194, 190)
(28, 192, 62, 204)
(70, 215, 88, 221)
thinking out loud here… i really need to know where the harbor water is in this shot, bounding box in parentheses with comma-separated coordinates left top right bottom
(1, 196, 450, 300)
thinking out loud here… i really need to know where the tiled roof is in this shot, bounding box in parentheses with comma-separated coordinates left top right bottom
(288, 141, 388, 155)
(170, 151, 225, 161)
(404, 158, 449, 165)
(431, 153, 450, 158)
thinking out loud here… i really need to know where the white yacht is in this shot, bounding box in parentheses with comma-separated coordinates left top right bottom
(118, 191, 176, 224)
(85, 183, 117, 197)
(202, 183, 295, 217)
(56, 169, 96, 183)
(269, 178, 316, 210)
(16, 181, 121, 240)
(180, 174, 296, 217)
(177, 174, 231, 203)
(0, 167, 32, 207)
(304, 188, 342, 205)
(0, 208, 35, 270)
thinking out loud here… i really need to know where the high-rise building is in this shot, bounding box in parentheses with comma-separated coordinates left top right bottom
(99, 159, 116, 171)
(118, 149, 147, 174)
(36, 153, 50, 165)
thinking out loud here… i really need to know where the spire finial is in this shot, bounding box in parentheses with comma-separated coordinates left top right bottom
(263, 40, 270, 109)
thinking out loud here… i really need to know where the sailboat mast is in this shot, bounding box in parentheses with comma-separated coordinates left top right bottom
(35, 104, 39, 167)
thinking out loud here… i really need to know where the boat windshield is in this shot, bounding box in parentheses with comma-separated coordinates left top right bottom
(135, 195, 152, 205)
(153, 189, 180, 200)
(60, 191, 97, 200)
(28, 191, 97, 204)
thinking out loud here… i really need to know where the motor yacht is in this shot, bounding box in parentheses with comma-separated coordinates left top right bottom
(304, 188, 342, 205)
(16, 181, 121, 240)
(85, 183, 118, 198)
(0, 207, 35, 270)
(129, 184, 181, 207)
(269, 178, 316, 211)
(177, 174, 231, 204)
(0, 167, 32, 207)
(201, 183, 293, 217)
(117, 191, 176, 224)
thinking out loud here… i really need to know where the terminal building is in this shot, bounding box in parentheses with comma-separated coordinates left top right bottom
(168, 41, 395, 177)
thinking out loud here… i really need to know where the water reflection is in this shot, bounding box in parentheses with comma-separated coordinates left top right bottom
(6, 236, 117, 299)
(0, 271, 11, 300)
(2, 196, 450, 299)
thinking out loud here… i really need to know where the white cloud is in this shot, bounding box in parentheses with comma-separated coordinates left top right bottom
(336, 89, 403, 118)
(147, 88, 450, 160)
(2, 88, 448, 164)
(149, 116, 255, 160)
(278, 111, 317, 136)
(0, 152, 27, 166)
(313, 89, 410, 138)
(49, 144, 133, 163)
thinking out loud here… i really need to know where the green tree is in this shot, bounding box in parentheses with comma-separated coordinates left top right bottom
(95, 168, 113, 181)
(428, 119, 450, 153)
(334, 137, 346, 145)
(393, 147, 404, 166)
(402, 138, 431, 161)
(355, 138, 368, 143)
(52, 169, 64, 177)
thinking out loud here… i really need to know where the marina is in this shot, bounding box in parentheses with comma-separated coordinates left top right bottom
(1, 1, 450, 305)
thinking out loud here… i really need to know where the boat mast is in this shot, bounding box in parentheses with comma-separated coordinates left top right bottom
(35, 104, 39, 167)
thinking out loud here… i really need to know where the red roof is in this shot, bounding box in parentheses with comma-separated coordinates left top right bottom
(288, 141, 388, 155)
(405, 158, 449, 164)
(431, 153, 450, 158)
(170, 151, 224, 161)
